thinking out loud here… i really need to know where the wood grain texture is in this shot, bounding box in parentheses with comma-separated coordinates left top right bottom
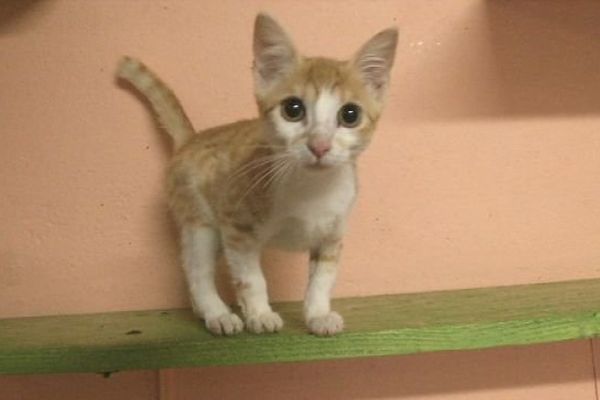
(2, 278, 600, 375)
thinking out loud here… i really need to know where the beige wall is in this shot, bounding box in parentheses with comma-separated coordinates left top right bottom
(1, 0, 600, 398)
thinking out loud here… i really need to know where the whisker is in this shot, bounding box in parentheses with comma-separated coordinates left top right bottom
(262, 156, 291, 189)
(274, 160, 294, 185)
(234, 157, 287, 209)
(229, 143, 289, 151)
(226, 153, 288, 184)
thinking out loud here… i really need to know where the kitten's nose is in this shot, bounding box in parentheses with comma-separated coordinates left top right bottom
(307, 139, 331, 159)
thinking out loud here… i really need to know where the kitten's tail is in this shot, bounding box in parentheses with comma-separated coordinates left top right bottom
(117, 56, 194, 151)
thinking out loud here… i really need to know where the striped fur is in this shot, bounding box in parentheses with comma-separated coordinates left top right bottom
(117, 14, 397, 336)
(117, 57, 195, 150)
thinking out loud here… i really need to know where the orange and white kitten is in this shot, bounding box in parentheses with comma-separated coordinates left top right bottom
(117, 14, 397, 336)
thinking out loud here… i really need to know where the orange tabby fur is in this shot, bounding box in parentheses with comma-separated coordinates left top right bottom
(117, 14, 397, 336)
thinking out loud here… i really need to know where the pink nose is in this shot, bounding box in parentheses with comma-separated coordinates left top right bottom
(307, 139, 331, 159)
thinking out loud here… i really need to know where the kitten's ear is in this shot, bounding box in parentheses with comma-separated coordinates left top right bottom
(253, 13, 298, 94)
(352, 28, 398, 99)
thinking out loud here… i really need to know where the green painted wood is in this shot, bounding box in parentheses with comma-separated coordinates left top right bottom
(2, 278, 600, 375)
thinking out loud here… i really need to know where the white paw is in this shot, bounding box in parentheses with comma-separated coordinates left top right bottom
(307, 311, 344, 336)
(246, 311, 284, 334)
(205, 313, 244, 336)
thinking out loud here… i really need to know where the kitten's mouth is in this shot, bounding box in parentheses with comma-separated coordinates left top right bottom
(305, 159, 332, 170)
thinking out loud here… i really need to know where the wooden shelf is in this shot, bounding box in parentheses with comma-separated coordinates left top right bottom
(2, 278, 600, 375)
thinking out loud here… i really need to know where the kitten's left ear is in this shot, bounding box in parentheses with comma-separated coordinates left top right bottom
(253, 13, 298, 95)
(352, 28, 398, 100)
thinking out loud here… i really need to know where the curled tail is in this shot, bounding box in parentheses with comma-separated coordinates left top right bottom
(117, 56, 195, 151)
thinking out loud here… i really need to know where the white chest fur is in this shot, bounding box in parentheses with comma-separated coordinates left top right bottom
(266, 165, 357, 250)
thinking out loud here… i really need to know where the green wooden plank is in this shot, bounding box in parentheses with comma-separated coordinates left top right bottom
(2, 278, 600, 375)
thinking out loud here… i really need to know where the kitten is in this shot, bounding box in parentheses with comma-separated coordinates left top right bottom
(117, 14, 397, 336)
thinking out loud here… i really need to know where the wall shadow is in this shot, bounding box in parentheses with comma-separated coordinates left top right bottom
(400, 0, 600, 121)
(0, 0, 51, 35)
(484, 0, 600, 117)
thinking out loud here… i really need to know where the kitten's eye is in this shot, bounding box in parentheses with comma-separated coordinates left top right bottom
(280, 97, 305, 122)
(338, 103, 361, 128)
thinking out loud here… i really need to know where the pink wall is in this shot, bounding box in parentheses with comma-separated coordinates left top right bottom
(1, 0, 600, 399)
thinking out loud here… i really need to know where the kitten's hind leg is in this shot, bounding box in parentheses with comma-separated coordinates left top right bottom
(181, 225, 243, 335)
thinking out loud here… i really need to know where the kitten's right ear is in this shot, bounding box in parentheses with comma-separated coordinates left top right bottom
(253, 13, 298, 95)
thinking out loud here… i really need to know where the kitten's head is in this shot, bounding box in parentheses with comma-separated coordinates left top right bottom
(253, 13, 397, 169)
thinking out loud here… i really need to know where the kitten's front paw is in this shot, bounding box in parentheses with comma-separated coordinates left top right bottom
(205, 313, 244, 336)
(246, 311, 284, 334)
(307, 312, 344, 336)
